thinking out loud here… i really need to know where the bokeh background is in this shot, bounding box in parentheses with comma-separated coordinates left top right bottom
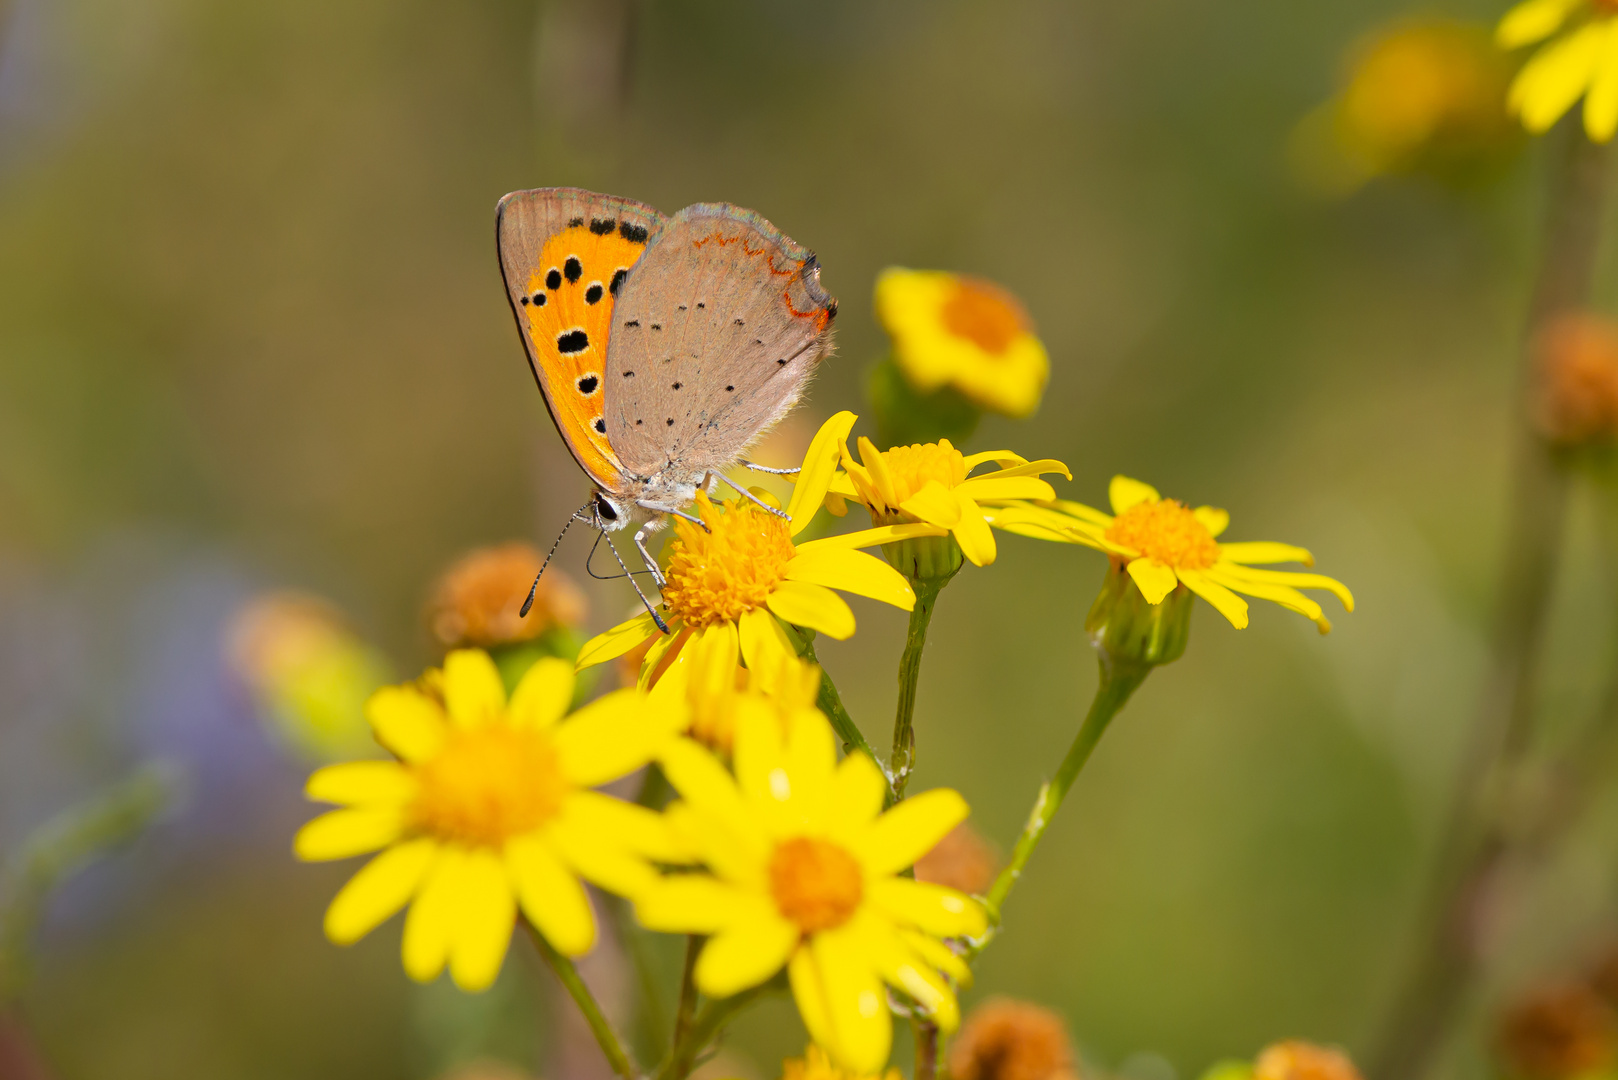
(3, 0, 1615, 1077)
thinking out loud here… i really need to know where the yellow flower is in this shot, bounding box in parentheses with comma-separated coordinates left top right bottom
(576, 413, 943, 681)
(294, 650, 684, 991)
(647, 620, 825, 755)
(829, 435, 1071, 568)
(782, 1043, 902, 1080)
(636, 707, 985, 1073)
(875, 269, 1049, 418)
(986, 476, 1354, 633)
(1499, 0, 1618, 141)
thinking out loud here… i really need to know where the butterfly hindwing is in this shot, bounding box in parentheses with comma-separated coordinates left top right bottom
(602, 203, 836, 479)
(497, 188, 668, 489)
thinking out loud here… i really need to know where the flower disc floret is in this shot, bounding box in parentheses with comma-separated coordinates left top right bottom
(771, 837, 865, 932)
(661, 497, 797, 629)
(410, 726, 566, 847)
(1104, 498, 1220, 571)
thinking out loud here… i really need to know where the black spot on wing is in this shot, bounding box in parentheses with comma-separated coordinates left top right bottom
(666, 418, 674, 426)
(568, 217, 584, 227)
(532, 293, 546, 306)
(610, 269, 628, 295)
(594, 418, 607, 433)
(564, 258, 582, 283)
(519, 296, 528, 305)
(622, 370, 635, 378)
(557, 330, 589, 354)
(589, 218, 616, 235)
(577, 375, 599, 394)
(619, 222, 649, 243)
(546, 268, 562, 290)
(585, 283, 603, 304)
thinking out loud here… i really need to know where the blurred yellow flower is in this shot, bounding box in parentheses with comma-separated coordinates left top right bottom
(294, 650, 683, 991)
(1293, 19, 1513, 193)
(228, 591, 393, 762)
(875, 269, 1049, 419)
(986, 476, 1354, 633)
(576, 414, 942, 682)
(828, 435, 1070, 568)
(1500, 0, 1618, 141)
(636, 707, 985, 1073)
(782, 1043, 901, 1080)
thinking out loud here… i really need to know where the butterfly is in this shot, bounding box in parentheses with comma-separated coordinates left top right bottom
(496, 187, 838, 627)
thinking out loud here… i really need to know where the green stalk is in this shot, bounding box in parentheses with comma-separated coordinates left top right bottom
(913, 1017, 940, 1080)
(526, 923, 639, 1080)
(891, 579, 944, 803)
(672, 935, 700, 1051)
(977, 658, 1150, 947)
(655, 985, 770, 1080)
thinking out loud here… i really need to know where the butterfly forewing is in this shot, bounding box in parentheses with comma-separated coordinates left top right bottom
(602, 204, 836, 479)
(497, 188, 668, 490)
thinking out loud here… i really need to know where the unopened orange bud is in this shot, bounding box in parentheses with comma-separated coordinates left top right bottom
(1531, 313, 1618, 448)
(426, 542, 586, 649)
(1496, 983, 1618, 1080)
(949, 998, 1077, 1080)
(915, 822, 997, 896)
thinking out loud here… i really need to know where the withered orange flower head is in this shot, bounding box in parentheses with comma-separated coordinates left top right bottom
(949, 997, 1077, 1080)
(427, 542, 587, 649)
(1496, 982, 1618, 1080)
(1253, 1042, 1364, 1080)
(915, 821, 998, 896)
(1531, 312, 1618, 448)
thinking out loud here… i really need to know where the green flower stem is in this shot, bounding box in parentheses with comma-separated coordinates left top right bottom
(1370, 125, 1609, 1080)
(602, 893, 667, 1062)
(655, 983, 771, 1080)
(976, 658, 1150, 948)
(527, 923, 639, 1080)
(891, 578, 944, 804)
(801, 638, 893, 792)
(672, 935, 700, 1052)
(914, 1018, 940, 1080)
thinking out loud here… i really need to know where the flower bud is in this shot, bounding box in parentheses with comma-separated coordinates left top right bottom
(426, 542, 587, 650)
(915, 822, 997, 896)
(1530, 313, 1618, 449)
(1084, 560, 1193, 670)
(949, 998, 1078, 1080)
(1253, 1042, 1363, 1080)
(1496, 983, 1618, 1080)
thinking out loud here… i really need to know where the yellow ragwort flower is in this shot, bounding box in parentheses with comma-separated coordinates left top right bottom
(986, 476, 1354, 632)
(782, 1043, 902, 1080)
(875, 269, 1049, 418)
(827, 435, 1071, 568)
(576, 413, 944, 681)
(294, 650, 683, 991)
(636, 707, 985, 1073)
(1499, 0, 1618, 141)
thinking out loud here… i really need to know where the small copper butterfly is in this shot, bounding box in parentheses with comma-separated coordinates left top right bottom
(496, 188, 838, 625)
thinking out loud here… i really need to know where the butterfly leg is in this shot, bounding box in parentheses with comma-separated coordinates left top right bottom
(710, 470, 791, 520)
(740, 460, 801, 475)
(603, 530, 669, 634)
(640, 501, 710, 533)
(632, 525, 668, 589)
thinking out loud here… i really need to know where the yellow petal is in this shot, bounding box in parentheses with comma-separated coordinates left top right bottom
(767, 580, 857, 639)
(555, 788, 689, 866)
(900, 928, 971, 985)
(449, 848, 516, 992)
(850, 911, 959, 1032)
(1586, 21, 1618, 141)
(738, 606, 799, 674)
(637, 622, 691, 690)
(789, 411, 858, 536)
(1126, 557, 1179, 605)
(1193, 506, 1230, 538)
(635, 875, 754, 933)
(1175, 568, 1250, 629)
(507, 833, 596, 957)
(306, 761, 417, 807)
(825, 752, 888, 833)
(1205, 570, 1330, 631)
(693, 903, 800, 997)
(1216, 541, 1314, 566)
(897, 480, 962, 527)
(1213, 563, 1354, 611)
(851, 789, 969, 876)
(966, 457, 1071, 482)
(366, 685, 448, 763)
(554, 688, 675, 787)
(789, 943, 834, 1057)
(294, 807, 405, 862)
(575, 611, 661, 672)
(797, 522, 947, 553)
(1498, 0, 1581, 48)
(865, 878, 987, 938)
(961, 449, 1029, 470)
(442, 649, 507, 729)
(1108, 476, 1160, 515)
(401, 845, 468, 982)
(1511, 22, 1607, 133)
(955, 476, 1056, 502)
(857, 436, 900, 510)
(782, 704, 839, 816)
(805, 927, 892, 1074)
(785, 548, 916, 609)
(324, 838, 438, 945)
(508, 656, 574, 730)
(1047, 498, 1115, 528)
(950, 490, 996, 567)
(658, 737, 748, 824)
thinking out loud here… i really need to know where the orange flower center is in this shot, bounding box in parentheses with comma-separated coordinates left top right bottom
(1104, 499, 1219, 570)
(940, 278, 1027, 355)
(870, 440, 968, 510)
(411, 725, 567, 847)
(769, 836, 864, 933)
(660, 496, 798, 630)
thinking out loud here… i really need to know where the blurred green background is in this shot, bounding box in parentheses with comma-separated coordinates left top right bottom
(4, 0, 1615, 1077)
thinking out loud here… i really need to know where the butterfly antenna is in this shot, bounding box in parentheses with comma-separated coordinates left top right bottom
(602, 531, 671, 634)
(519, 499, 592, 618)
